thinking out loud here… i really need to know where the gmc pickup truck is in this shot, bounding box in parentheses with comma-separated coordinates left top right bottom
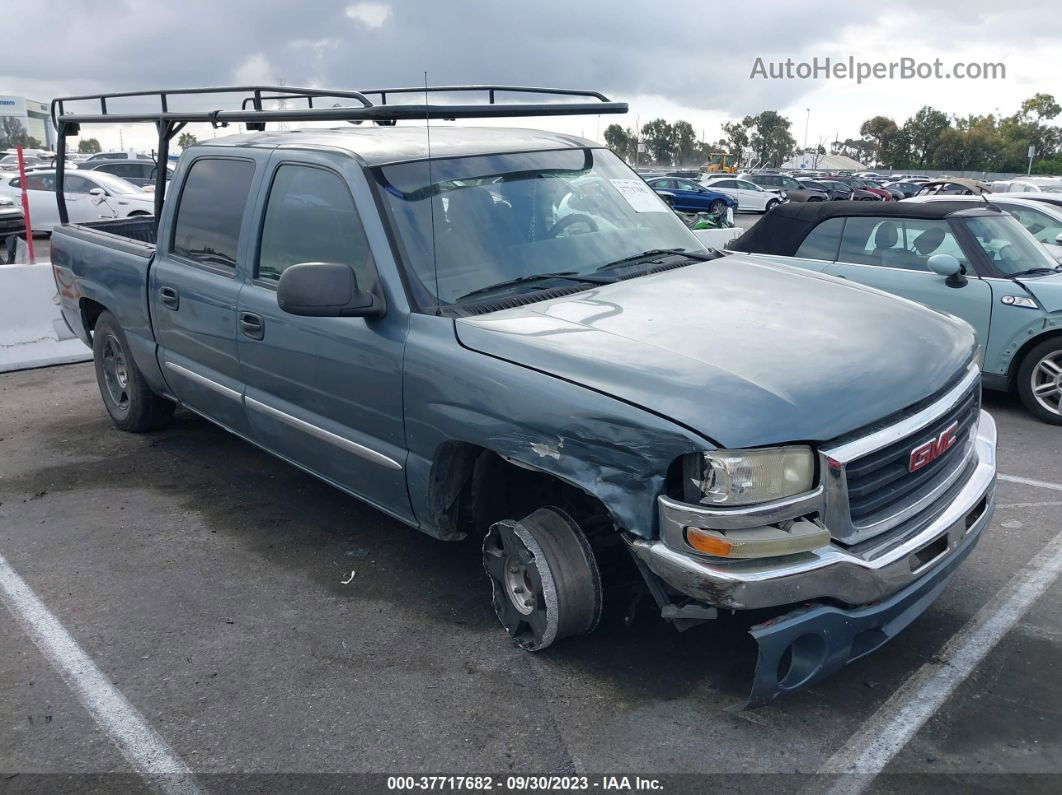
(49, 86, 997, 706)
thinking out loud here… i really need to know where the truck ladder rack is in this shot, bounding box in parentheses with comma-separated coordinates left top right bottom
(50, 84, 628, 224)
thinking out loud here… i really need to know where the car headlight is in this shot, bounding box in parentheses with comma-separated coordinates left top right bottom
(683, 446, 815, 506)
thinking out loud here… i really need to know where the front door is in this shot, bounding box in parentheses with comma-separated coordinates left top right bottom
(824, 215, 992, 344)
(236, 153, 411, 521)
(151, 155, 260, 435)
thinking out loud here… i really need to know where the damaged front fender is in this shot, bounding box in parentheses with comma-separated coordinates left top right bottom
(402, 314, 713, 540)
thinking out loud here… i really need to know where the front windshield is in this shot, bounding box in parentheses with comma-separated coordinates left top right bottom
(960, 213, 1060, 275)
(375, 148, 703, 307)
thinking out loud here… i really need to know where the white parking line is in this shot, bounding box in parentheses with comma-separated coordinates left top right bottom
(998, 473, 1062, 492)
(0, 552, 202, 795)
(815, 527, 1062, 794)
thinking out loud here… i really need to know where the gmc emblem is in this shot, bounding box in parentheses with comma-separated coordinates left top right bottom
(909, 421, 960, 473)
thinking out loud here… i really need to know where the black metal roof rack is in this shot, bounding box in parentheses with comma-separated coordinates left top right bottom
(51, 84, 627, 224)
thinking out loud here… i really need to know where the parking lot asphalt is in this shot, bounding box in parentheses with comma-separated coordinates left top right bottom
(1, 361, 1060, 792)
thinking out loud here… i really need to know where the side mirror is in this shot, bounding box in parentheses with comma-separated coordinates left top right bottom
(928, 254, 967, 287)
(88, 187, 107, 205)
(1055, 232, 1062, 245)
(277, 262, 383, 318)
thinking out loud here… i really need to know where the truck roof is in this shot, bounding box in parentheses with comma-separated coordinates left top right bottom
(197, 126, 599, 166)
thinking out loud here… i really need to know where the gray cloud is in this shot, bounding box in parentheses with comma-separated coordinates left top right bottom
(4, 0, 1060, 118)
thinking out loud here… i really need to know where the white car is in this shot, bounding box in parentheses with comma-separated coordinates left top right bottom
(0, 170, 154, 232)
(700, 176, 784, 213)
(905, 194, 1062, 261)
(988, 178, 1062, 194)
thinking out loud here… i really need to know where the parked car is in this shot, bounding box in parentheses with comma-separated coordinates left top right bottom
(906, 194, 1062, 261)
(0, 154, 46, 172)
(0, 194, 25, 263)
(0, 169, 155, 232)
(914, 178, 991, 196)
(864, 180, 905, 201)
(829, 176, 894, 201)
(664, 170, 702, 179)
(700, 176, 784, 212)
(797, 178, 851, 201)
(79, 159, 174, 188)
(83, 151, 155, 162)
(51, 85, 999, 708)
(730, 200, 1062, 423)
(744, 173, 829, 202)
(988, 178, 1062, 194)
(818, 178, 882, 201)
(882, 180, 922, 199)
(644, 177, 736, 214)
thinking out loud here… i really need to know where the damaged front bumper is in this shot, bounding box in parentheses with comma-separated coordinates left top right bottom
(625, 411, 997, 705)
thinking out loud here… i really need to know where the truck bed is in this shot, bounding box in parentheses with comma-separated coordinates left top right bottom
(50, 219, 159, 377)
(76, 216, 158, 245)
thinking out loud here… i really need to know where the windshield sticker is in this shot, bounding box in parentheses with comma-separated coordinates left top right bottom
(609, 179, 670, 213)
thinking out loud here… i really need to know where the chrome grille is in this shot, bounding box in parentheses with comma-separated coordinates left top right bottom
(820, 365, 982, 546)
(846, 385, 980, 525)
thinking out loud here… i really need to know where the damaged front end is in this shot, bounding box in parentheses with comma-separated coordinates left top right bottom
(625, 403, 998, 708)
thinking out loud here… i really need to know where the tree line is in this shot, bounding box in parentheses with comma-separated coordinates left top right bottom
(604, 93, 1062, 173)
(604, 111, 797, 168)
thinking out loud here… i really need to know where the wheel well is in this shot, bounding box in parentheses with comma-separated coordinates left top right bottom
(426, 441, 617, 543)
(80, 298, 107, 336)
(128, 211, 151, 216)
(1007, 329, 1062, 388)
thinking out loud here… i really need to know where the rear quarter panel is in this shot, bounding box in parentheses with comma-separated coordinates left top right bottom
(50, 226, 167, 394)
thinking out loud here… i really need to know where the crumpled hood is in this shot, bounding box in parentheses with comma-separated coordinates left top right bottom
(1017, 270, 1062, 313)
(456, 256, 975, 448)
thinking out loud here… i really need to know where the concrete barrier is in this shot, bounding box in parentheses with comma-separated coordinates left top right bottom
(0, 262, 92, 373)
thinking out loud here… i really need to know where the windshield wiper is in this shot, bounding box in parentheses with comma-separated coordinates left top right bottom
(456, 270, 615, 302)
(1008, 266, 1062, 278)
(595, 247, 719, 273)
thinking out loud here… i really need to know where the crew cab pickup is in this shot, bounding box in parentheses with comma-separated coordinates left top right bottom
(49, 87, 997, 706)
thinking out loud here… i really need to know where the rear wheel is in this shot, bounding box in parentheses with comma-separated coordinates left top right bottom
(1017, 338, 1062, 424)
(482, 507, 602, 651)
(92, 311, 175, 432)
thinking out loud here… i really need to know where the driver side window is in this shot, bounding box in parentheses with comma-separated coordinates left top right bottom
(839, 217, 968, 272)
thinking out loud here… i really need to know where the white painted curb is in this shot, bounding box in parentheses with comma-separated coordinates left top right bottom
(0, 261, 91, 373)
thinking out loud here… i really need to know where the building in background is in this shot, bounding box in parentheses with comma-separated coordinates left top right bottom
(0, 96, 55, 150)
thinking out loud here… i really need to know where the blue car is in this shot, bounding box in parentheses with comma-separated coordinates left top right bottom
(645, 176, 736, 214)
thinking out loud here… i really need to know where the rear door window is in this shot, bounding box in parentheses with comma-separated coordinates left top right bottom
(171, 158, 255, 269)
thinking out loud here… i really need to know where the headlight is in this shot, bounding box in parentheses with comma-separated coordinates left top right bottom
(683, 446, 815, 506)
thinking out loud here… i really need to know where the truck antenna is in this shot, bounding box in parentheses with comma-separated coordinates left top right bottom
(424, 71, 441, 313)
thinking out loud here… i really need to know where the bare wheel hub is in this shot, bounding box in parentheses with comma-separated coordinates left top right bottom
(101, 334, 131, 413)
(503, 555, 537, 615)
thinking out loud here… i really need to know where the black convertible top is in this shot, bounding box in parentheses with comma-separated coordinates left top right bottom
(729, 200, 1002, 256)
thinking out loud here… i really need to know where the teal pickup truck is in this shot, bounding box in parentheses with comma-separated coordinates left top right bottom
(731, 201, 1062, 424)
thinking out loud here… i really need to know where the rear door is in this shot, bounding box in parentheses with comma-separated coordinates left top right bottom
(235, 151, 411, 521)
(151, 154, 261, 435)
(824, 216, 993, 343)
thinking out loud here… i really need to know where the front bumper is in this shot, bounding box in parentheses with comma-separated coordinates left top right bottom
(627, 410, 997, 611)
(744, 503, 987, 707)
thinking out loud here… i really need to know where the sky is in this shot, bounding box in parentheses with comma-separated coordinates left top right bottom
(3, 0, 1060, 154)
